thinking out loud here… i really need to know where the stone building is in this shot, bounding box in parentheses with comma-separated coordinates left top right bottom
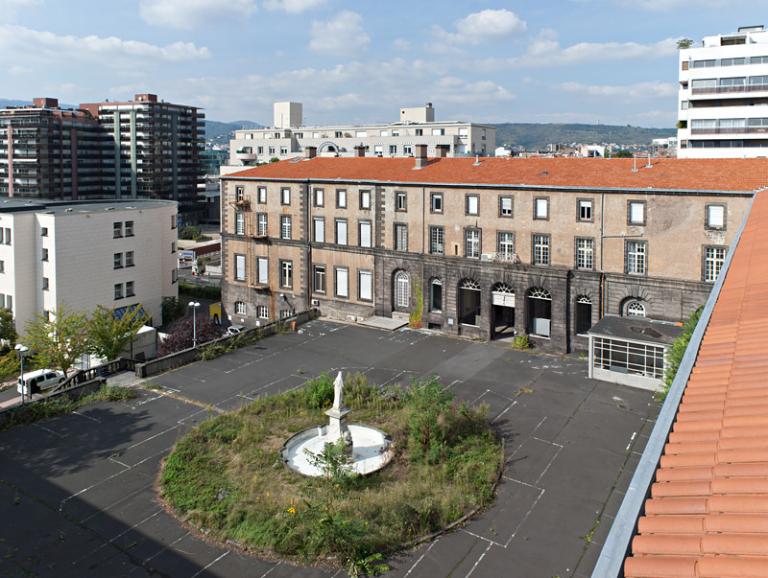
(219, 151, 763, 353)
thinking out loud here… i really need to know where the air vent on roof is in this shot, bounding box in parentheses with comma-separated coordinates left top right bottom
(105, 207, 114, 211)
(65, 208, 73, 213)
(473, 155, 480, 166)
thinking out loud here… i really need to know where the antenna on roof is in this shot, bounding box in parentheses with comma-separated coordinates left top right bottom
(645, 154, 652, 169)
(473, 155, 480, 166)
(632, 157, 638, 173)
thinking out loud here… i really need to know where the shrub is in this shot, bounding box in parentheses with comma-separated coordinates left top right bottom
(179, 281, 222, 301)
(179, 226, 203, 241)
(660, 307, 703, 400)
(512, 334, 531, 350)
(303, 373, 334, 409)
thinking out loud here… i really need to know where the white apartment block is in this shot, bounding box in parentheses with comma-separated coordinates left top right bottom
(0, 199, 179, 332)
(678, 25, 768, 158)
(223, 102, 495, 172)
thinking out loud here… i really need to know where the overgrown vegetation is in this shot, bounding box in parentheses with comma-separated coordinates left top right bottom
(162, 297, 187, 325)
(199, 329, 263, 361)
(408, 276, 424, 329)
(179, 281, 222, 301)
(178, 226, 211, 242)
(660, 307, 703, 400)
(0, 385, 137, 432)
(161, 374, 501, 576)
(513, 334, 531, 350)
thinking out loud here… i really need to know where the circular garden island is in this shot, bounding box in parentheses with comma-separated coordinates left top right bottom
(160, 373, 503, 576)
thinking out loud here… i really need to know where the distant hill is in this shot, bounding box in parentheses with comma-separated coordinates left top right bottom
(205, 120, 263, 144)
(492, 123, 675, 150)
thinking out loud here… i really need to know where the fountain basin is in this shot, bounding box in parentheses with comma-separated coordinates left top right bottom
(281, 423, 393, 477)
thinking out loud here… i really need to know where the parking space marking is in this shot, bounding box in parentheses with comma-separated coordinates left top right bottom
(31, 422, 67, 438)
(491, 401, 517, 424)
(143, 531, 191, 564)
(74, 508, 164, 564)
(403, 537, 440, 577)
(189, 551, 230, 578)
(463, 541, 494, 578)
(73, 410, 101, 423)
(258, 562, 281, 577)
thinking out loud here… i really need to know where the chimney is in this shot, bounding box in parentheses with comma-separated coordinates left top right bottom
(305, 146, 317, 159)
(33, 97, 58, 109)
(354, 145, 366, 158)
(414, 144, 428, 169)
(435, 144, 449, 158)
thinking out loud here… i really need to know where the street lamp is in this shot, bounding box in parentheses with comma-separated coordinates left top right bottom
(188, 301, 201, 348)
(15, 343, 29, 404)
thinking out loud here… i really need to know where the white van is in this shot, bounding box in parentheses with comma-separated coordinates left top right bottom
(17, 369, 66, 395)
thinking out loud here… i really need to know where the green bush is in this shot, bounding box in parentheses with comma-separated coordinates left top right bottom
(162, 297, 186, 325)
(179, 281, 222, 301)
(512, 334, 531, 350)
(302, 373, 335, 409)
(660, 307, 703, 400)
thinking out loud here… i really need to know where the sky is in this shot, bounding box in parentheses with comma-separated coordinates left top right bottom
(0, 0, 763, 126)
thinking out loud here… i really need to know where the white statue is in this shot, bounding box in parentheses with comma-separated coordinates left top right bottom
(332, 371, 344, 410)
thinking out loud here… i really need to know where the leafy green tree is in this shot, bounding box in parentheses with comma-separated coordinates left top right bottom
(88, 304, 149, 361)
(613, 149, 634, 158)
(25, 305, 88, 375)
(677, 38, 693, 49)
(0, 308, 17, 350)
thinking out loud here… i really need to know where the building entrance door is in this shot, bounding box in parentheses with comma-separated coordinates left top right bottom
(491, 284, 515, 339)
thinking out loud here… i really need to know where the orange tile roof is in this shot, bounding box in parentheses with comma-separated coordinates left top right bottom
(225, 157, 768, 192)
(624, 190, 768, 578)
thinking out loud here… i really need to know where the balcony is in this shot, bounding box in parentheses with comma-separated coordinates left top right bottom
(481, 252, 520, 264)
(692, 83, 768, 95)
(691, 127, 768, 135)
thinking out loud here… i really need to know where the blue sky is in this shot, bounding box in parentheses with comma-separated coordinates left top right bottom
(0, 0, 762, 126)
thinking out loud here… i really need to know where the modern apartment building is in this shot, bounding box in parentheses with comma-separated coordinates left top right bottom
(219, 151, 764, 354)
(80, 94, 205, 220)
(224, 102, 495, 171)
(0, 198, 179, 332)
(678, 25, 768, 158)
(0, 98, 108, 199)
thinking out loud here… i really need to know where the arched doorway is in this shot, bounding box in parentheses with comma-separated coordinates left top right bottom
(491, 282, 515, 339)
(575, 295, 592, 335)
(393, 271, 410, 311)
(458, 278, 481, 326)
(527, 287, 552, 338)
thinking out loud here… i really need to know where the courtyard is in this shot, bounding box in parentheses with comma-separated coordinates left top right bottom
(0, 320, 658, 578)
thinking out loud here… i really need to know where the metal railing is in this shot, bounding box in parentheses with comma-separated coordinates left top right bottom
(692, 83, 768, 94)
(50, 358, 135, 395)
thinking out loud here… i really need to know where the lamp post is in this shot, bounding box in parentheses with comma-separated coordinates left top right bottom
(188, 301, 201, 348)
(15, 344, 28, 404)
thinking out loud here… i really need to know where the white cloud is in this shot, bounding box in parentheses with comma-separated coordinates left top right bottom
(559, 81, 678, 99)
(309, 11, 369, 55)
(0, 25, 210, 62)
(433, 9, 526, 45)
(263, 0, 325, 13)
(139, 0, 256, 29)
(0, 0, 41, 22)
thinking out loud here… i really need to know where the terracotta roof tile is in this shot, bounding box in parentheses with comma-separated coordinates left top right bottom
(224, 157, 768, 192)
(625, 192, 768, 577)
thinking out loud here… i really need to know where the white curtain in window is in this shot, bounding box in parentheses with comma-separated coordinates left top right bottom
(235, 255, 246, 280)
(336, 268, 349, 297)
(257, 257, 268, 284)
(359, 271, 372, 300)
(360, 221, 371, 247)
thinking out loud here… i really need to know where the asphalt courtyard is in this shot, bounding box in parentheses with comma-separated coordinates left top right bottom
(0, 320, 659, 578)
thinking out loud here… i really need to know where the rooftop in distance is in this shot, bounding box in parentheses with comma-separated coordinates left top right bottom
(0, 198, 177, 214)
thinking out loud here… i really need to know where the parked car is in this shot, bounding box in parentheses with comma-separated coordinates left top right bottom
(226, 324, 245, 336)
(17, 369, 66, 395)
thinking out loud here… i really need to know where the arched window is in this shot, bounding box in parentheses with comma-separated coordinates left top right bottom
(575, 295, 592, 335)
(527, 287, 552, 337)
(626, 301, 646, 317)
(430, 278, 443, 312)
(458, 278, 481, 325)
(394, 271, 410, 309)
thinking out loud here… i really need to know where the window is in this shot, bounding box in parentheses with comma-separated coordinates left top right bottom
(497, 232, 515, 259)
(235, 301, 246, 315)
(312, 217, 325, 243)
(430, 279, 442, 312)
(113, 222, 122, 238)
(258, 187, 267, 204)
(432, 128, 445, 136)
(358, 270, 373, 301)
(706, 204, 726, 229)
(0, 261, 4, 273)
(430, 193, 443, 213)
(527, 287, 552, 337)
(41, 248, 48, 262)
(171, 241, 176, 254)
(235, 211, 245, 235)
(126, 281, 135, 297)
(114, 283, 123, 299)
(280, 215, 292, 240)
(42, 277, 49, 291)
(125, 221, 134, 237)
(126, 251, 134, 267)
(576, 238, 594, 270)
(459, 279, 481, 326)
(395, 223, 408, 251)
(280, 260, 293, 288)
(575, 296, 592, 335)
(257, 257, 268, 284)
(626, 241, 647, 275)
(593, 337, 664, 380)
(395, 191, 407, 211)
(336, 189, 347, 209)
(628, 201, 646, 225)
(360, 190, 371, 210)
(5, 295, 10, 311)
(235, 254, 246, 281)
(534, 198, 549, 220)
(499, 196, 513, 217)
(41, 227, 48, 237)
(257, 305, 269, 319)
(235, 186, 244, 202)
(281, 188, 291, 205)
(626, 301, 646, 317)
(171, 215, 177, 229)
(532, 234, 550, 266)
(466, 194, 479, 216)
(394, 271, 410, 309)
(692, 59, 716, 68)
(335, 219, 348, 245)
(257, 213, 268, 237)
(465, 228, 481, 258)
(704, 246, 727, 282)
(313, 265, 326, 293)
(389, 145, 397, 155)
(415, 128, 423, 136)
(578, 199, 593, 222)
(313, 188, 324, 207)
(403, 145, 412, 155)
(335, 267, 349, 298)
(114, 253, 123, 269)
(359, 220, 372, 248)
(430, 226, 445, 255)
(172, 269, 178, 284)
(280, 309, 292, 319)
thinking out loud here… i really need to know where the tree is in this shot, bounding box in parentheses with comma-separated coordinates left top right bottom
(88, 304, 149, 361)
(613, 149, 633, 158)
(159, 316, 222, 356)
(25, 306, 88, 375)
(677, 38, 693, 49)
(0, 308, 17, 351)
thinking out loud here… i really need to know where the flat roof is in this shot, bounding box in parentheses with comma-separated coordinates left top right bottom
(0, 198, 176, 214)
(224, 157, 768, 193)
(589, 316, 682, 346)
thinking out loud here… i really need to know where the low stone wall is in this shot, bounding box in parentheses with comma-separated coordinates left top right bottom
(135, 309, 319, 378)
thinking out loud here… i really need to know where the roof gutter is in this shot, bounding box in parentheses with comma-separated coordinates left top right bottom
(590, 192, 757, 578)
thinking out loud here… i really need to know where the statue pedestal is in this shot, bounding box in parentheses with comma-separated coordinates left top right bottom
(325, 406, 352, 453)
